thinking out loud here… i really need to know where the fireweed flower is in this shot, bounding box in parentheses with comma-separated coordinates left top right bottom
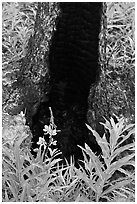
(50, 138, 57, 146)
(37, 137, 47, 149)
(43, 124, 61, 136)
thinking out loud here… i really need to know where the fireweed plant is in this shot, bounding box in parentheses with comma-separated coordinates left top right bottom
(35, 107, 61, 160)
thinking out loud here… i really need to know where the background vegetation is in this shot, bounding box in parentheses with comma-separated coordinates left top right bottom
(88, 2, 135, 130)
(2, 2, 135, 202)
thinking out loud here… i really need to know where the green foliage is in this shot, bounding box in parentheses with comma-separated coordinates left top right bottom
(2, 2, 135, 202)
(89, 2, 135, 127)
(2, 112, 135, 202)
(2, 109, 77, 202)
(2, 2, 36, 62)
(2, 2, 38, 114)
(78, 116, 135, 201)
(106, 2, 135, 120)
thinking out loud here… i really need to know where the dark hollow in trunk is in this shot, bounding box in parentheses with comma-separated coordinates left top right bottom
(31, 3, 103, 165)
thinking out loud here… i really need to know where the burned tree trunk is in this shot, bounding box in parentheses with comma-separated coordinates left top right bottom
(3, 3, 58, 122)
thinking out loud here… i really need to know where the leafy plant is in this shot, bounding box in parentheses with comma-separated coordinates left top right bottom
(2, 111, 135, 202)
(77, 116, 135, 201)
(2, 2, 36, 61)
(2, 109, 78, 202)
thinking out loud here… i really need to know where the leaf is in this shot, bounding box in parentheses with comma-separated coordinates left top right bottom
(128, 36, 135, 50)
(20, 183, 27, 202)
(102, 177, 133, 196)
(100, 117, 112, 130)
(109, 153, 134, 176)
(80, 149, 89, 165)
(86, 124, 110, 155)
(112, 189, 127, 199)
(2, 147, 15, 164)
(112, 143, 135, 160)
(47, 158, 63, 169)
(3, 189, 10, 202)
(116, 127, 135, 148)
(107, 24, 126, 29)
(79, 144, 105, 180)
(76, 167, 96, 193)
(38, 177, 62, 199)
(7, 179, 19, 201)
(118, 168, 135, 177)
(108, 117, 124, 150)
(119, 124, 135, 136)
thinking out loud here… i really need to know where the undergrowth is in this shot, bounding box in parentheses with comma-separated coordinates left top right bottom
(2, 110, 135, 202)
(2, 2, 135, 202)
